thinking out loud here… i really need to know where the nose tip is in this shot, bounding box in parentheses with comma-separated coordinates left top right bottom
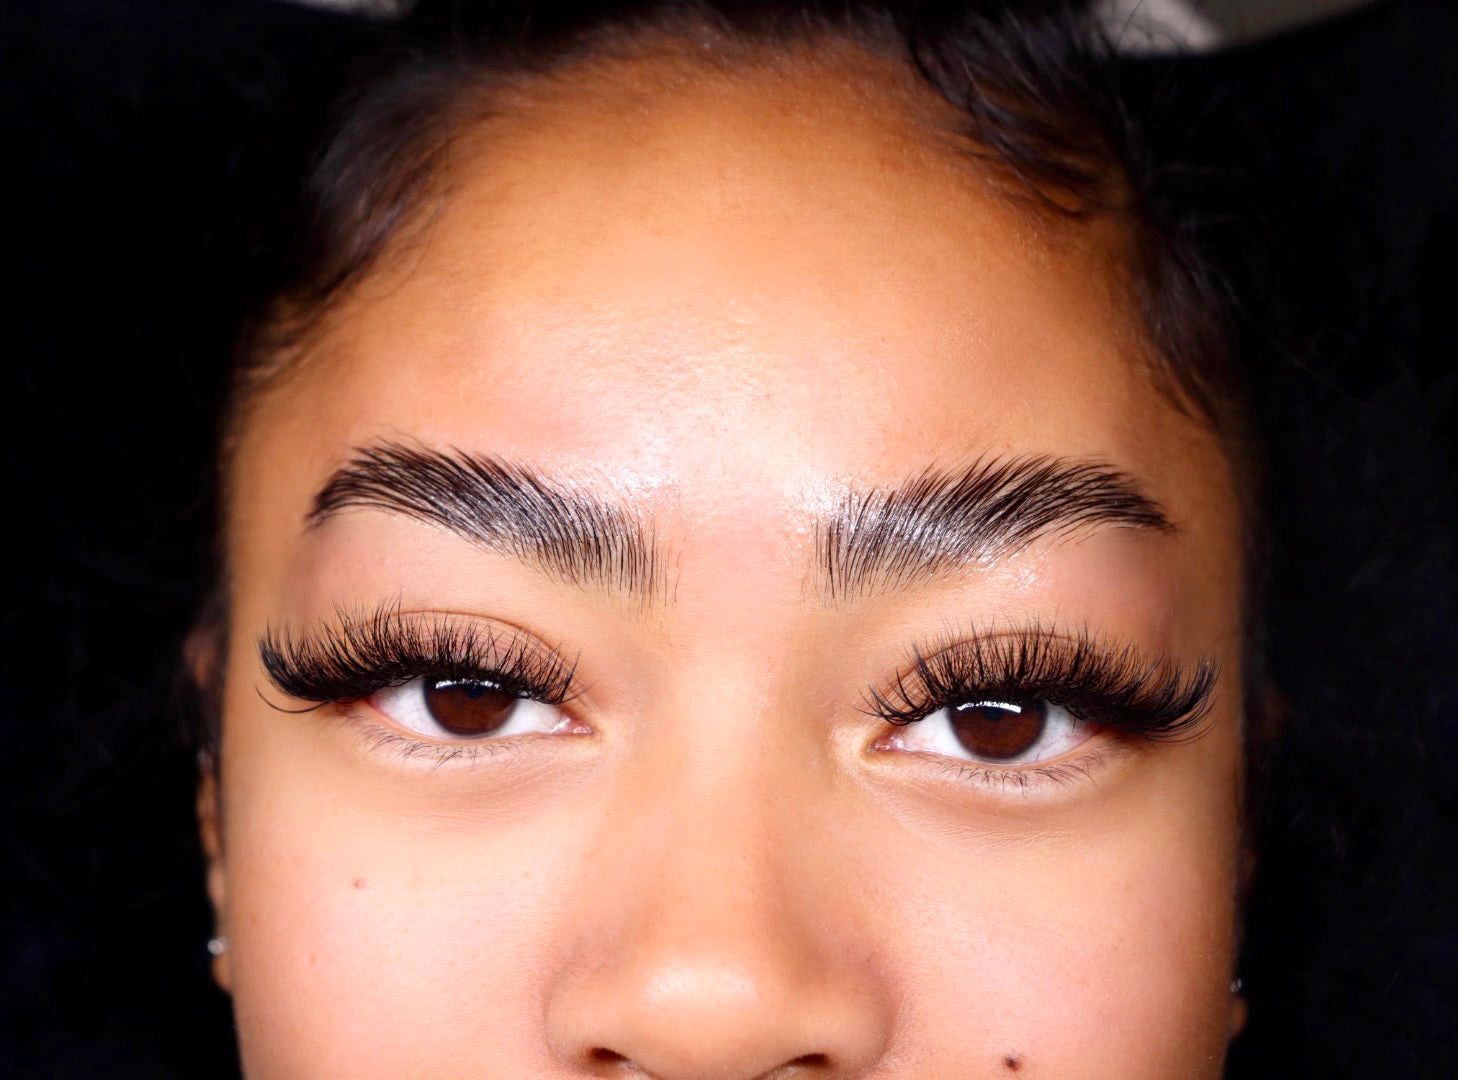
(585, 1047, 832, 1080)
(554, 955, 878, 1079)
(584, 1049, 833, 1080)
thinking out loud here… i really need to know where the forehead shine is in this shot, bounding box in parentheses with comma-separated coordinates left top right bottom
(225, 47, 1239, 627)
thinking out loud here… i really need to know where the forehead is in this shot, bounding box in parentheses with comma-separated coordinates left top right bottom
(234, 54, 1232, 563)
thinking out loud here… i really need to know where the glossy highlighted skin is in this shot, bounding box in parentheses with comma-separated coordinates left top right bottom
(199, 36, 1248, 1080)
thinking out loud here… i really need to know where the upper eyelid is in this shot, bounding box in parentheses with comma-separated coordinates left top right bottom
(860, 625, 1216, 728)
(261, 608, 1211, 737)
(257, 603, 582, 704)
(263, 606, 549, 658)
(859, 629, 1066, 717)
(892, 625, 1200, 690)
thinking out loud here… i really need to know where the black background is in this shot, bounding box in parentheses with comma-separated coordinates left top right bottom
(3, 0, 1455, 1075)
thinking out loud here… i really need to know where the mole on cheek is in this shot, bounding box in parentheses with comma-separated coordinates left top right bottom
(352, 878, 367, 890)
(1003, 1055, 1022, 1072)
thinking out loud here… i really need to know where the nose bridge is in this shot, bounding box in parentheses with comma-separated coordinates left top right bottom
(543, 675, 893, 1076)
(632, 720, 815, 961)
(625, 628, 827, 883)
(628, 651, 859, 978)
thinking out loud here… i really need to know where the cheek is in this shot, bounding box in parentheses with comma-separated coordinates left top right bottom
(899, 790, 1239, 1076)
(220, 754, 588, 1075)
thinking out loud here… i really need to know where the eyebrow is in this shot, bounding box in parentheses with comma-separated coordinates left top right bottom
(814, 456, 1172, 601)
(308, 441, 666, 600)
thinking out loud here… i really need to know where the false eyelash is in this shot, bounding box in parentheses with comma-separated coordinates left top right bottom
(864, 624, 1216, 741)
(258, 600, 579, 707)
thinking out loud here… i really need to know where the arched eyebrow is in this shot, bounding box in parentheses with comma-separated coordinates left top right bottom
(308, 441, 667, 601)
(813, 456, 1173, 602)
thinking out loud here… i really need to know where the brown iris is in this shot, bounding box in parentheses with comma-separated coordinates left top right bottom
(422, 678, 520, 737)
(948, 698, 1048, 761)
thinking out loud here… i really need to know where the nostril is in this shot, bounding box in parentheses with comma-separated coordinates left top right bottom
(581, 1047, 833, 1075)
(783, 1053, 832, 1069)
(586, 1046, 631, 1064)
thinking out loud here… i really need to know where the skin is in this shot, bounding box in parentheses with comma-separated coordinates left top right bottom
(200, 46, 1248, 1079)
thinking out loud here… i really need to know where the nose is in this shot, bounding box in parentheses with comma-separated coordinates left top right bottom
(543, 738, 893, 1078)
(556, 957, 880, 1080)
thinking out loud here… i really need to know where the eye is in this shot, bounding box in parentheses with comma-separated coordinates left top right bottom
(370, 677, 573, 741)
(880, 696, 1096, 766)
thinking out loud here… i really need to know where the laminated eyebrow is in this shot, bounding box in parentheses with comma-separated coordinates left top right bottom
(309, 440, 668, 600)
(310, 444, 1169, 613)
(815, 456, 1172, 601)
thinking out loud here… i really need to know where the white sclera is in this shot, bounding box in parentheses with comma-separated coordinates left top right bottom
(371, 678, 569, 740)
(888, 699, 1094, 765)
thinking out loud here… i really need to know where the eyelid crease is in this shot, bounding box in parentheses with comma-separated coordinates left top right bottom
(257, 599, 582, 708)
(862, 622, 1217, 741)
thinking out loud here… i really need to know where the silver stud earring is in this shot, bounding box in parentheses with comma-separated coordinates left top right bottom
(1230, 976, 1244, 995)
(207, 936, 229, 957)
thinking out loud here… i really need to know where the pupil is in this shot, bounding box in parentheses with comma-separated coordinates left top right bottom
(422, 678, 518, 736)
(948, 698, 1048, 761)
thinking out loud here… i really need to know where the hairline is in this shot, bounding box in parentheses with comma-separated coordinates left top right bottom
(197, 9, 1264, 758)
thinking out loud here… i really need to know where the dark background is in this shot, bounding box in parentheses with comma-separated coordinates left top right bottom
(2, 0, 1455, 1075)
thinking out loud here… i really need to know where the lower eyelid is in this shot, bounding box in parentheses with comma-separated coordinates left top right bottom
(337, 687, 1139, 785)
(933, 753, 1105, 794)
(340, 697, 596, 771)
(882, 733, 1134, 795)
(351, 715, 528, 767)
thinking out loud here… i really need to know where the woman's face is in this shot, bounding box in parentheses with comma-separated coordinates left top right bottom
(206, 58, 1246, 1078)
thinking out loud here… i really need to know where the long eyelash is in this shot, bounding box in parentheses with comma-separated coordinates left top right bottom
(864, 624, 1216, 741)
(258, 600, 579, 707)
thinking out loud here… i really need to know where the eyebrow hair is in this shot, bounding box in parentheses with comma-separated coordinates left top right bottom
(309, 441, 665, 599)
(814, 456, 1172, 601)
